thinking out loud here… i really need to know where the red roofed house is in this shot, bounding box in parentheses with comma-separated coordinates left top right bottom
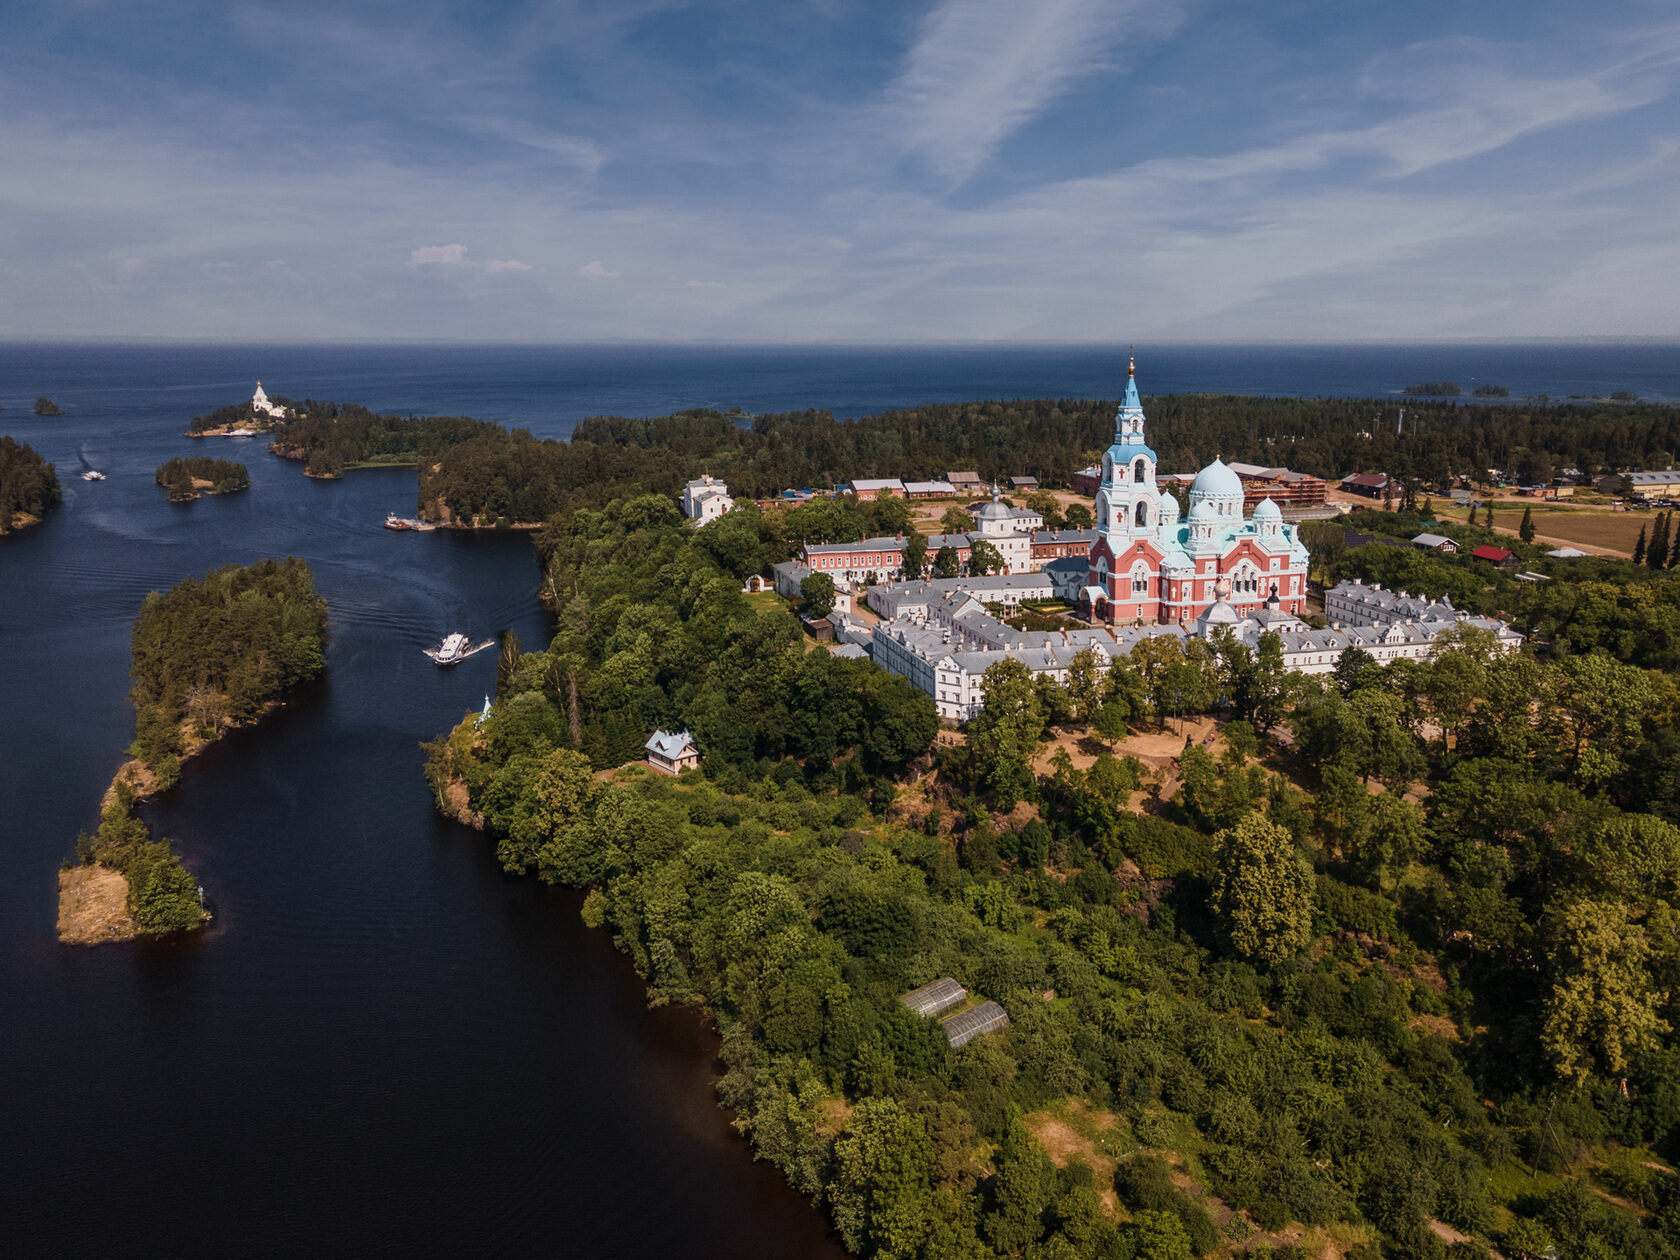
(1470, 545, 1518, 568)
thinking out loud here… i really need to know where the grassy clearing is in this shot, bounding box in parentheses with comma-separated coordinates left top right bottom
(1430, 503, 1647, 554)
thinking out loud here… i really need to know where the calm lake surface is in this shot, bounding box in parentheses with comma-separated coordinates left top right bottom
(3, 340, 1678, 1257)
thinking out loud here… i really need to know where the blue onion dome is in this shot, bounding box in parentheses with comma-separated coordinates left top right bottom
(1189, 457, 1243, 504)
(1188, 498, 1218, 522)
(1157, 487, 1181, 521)
(1253, 497, 1282, 522)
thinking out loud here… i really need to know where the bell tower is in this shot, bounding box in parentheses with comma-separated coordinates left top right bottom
(1093, 354, 1159, 544)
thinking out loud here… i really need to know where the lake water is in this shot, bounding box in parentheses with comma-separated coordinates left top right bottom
(2, 340, 1678, 1256)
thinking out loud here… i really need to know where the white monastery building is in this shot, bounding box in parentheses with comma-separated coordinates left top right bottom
(681, 475, 736, 525)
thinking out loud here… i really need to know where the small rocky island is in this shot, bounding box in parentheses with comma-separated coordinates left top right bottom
(155, 456, 251, 502)
(33, 396, 63, 416)
(60, 558, 328, 944)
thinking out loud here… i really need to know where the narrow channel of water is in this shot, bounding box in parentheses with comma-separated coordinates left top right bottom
(0, 352, 844, 1257)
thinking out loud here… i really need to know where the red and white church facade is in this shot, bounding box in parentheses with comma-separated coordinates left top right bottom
(1081, 360, 1310, 626)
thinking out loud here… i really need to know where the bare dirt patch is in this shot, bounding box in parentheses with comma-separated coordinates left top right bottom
(57, 865, 138, 945)
(1026, 1102, 1124, 1218)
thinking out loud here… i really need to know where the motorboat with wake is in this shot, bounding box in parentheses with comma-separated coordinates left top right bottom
(81, 470, 106, 481)
(425, 632, 495, 665)
(385, 512, 436, 531)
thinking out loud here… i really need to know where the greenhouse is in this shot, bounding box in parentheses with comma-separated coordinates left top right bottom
(940, 1001, 1010, 1048)
(899, 977, 967, 1019)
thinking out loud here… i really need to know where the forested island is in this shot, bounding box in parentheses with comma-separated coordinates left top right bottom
(60, 558, 328, 944)
(416, 474, 1680, 1259)
(188, 386, 1680, 533)
(1403, 382, 1460, 396)
(191, 393, 499, 478)
(33, 396, 63, 416)
(0, 435, 62, 535)
(155, 455, 250, 502)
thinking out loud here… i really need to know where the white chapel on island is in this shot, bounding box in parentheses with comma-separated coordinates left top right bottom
(251, 381, 288, 419)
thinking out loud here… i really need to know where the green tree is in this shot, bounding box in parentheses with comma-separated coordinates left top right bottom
(984, 1111, 1055, 1254)
(971, 659, 1045, 808)
(940, 506, 975, 534)
(1520, 505, 1536, 543)
(1633, 525, 1647, 565)
(901, 530, 928, 580)
(968, 539, 1004, 576)
(1091, 702, 1128, 748)
(1064, 503, 1093, 529)
(1128, 1210, 1193, 1260)
(1467, 501, 1478, 527)
(1648, 511, 1670, 570)
(1064, 647, 1106, 722)
(133, 853, 202, 932)
(1209, 813, 1314, 968)
(932, 546, 960, 579)
(831, 1098, 935, 1260)
(497, 630, 523, 700)
(1542, 899, 1669, 1090)
(800, 571, 837, 618)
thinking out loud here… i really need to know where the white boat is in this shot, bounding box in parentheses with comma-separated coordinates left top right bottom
(424, 633, 494, 665)
(81, 470, 106, 481)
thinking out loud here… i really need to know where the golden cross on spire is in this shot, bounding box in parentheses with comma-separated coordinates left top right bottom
(1128, 345, 1135, 377)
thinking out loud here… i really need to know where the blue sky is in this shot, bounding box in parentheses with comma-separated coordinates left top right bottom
(4, 0, 1678, 342)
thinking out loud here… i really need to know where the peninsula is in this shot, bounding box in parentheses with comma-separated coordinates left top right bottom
(0, 436, 63, 535)
(423, 368, 1680, 1260)
(60, 558, 328, 944)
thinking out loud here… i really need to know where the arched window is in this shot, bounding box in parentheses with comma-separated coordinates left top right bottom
(1133, 458, 1146, 483)
(1134, 500, 1149, 527)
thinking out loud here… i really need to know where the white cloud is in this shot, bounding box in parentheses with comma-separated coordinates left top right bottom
(409, 243, 468, 266)
(884, 0, 1181, 184)
(486, 258, 534, 273)
(579, 260, 620, 278)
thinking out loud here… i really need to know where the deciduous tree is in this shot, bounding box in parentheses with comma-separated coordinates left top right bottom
(1209, 813, 1314, 968)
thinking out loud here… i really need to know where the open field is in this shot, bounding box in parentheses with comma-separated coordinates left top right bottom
(1427, 503, 1646, 555)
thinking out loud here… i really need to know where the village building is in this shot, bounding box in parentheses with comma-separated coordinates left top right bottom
(1031, 528, 1096, 564)
(1009, 475, 1039, 492)
(801, 535, 907, 583)
(645, 729, 700, 774)
(681, 475, 735, 525)
(1341, 473, 1391, 498)
(1410, 533, 1458, 553)
(850, 478, 906, 500)
(1471, 545, 1519, 568)
(903, 480, 956, 499)
(1597, 470, 1680, 499)
(1226, 463, 1328, 509)
(1082, 359, 1310, 625)
(947, 471, 984, 497)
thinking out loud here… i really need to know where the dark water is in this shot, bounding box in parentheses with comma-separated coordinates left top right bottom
(0, 358, 846, 1258)
(2, 340, 1678, 1257)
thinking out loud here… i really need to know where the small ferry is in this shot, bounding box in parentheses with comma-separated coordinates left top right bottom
(424, 633, 494, 665)
(81, 470, 106, 482)
(385, 513, 436, 532)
